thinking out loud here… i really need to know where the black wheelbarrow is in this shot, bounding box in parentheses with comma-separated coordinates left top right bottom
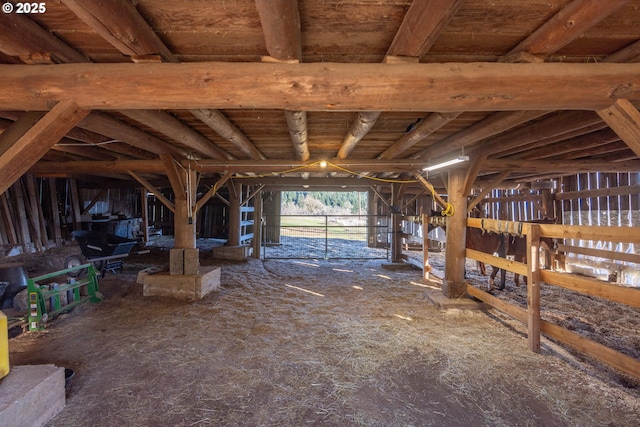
(65, 230, 149, 278)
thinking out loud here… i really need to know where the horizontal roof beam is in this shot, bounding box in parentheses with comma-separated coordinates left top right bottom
(1, 62, 639, 112)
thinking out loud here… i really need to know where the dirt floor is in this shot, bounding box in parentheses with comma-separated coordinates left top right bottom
(3, 242, 640, 427)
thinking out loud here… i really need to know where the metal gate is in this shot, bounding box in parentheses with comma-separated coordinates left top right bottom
(262, 215, 390, 260)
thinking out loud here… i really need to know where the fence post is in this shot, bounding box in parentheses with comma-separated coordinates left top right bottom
(324, 215, 328, 260)
(526, 223, 542, 352)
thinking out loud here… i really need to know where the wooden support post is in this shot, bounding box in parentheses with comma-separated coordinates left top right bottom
(526, 223, 542, 352)
(367, 188, 377, 248)
(390, 183, 404, 263)
(252, 189, 263, 259)
(443, 169, 467, 298)
(421, 194, 433, 280)
(227, 181, 242, 247)
(173, 198, 196, 249)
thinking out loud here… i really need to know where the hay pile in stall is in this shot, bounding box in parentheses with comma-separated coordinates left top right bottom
(5, 244, 640, 426)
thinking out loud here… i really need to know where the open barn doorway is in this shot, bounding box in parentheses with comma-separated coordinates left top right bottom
(262, 191, 390, 260)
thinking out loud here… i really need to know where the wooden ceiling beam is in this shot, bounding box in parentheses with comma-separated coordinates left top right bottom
(255, 0, 302, 61)
(120, 110, 231, 160)
(492, 121, 608, 158)
(388, 0, 465, 58)
(377, 112, 461, 160)
(413, 110, 550, 161)
(476, 111, 604, 158)
(0, 99, 88, 194)
(596, 99, 640, 158)
(604, 39, 640, 63)
(337, 112, 381, 160)
(512, 129, 620, 160)
(563, 141, 629, 160)
(507, 0, 630, 57)
(0, 12, 87, 63)
(284, 110, 309, 161)
(191, 109, 265, 160)
(2, 62, 639, 111)
(482, 159, 640, 173)
(79, 112, 183, 157)
(53, 138, 119, 161)
(61, 0, 178, 63)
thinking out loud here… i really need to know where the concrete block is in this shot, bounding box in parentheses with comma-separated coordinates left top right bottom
(0, 364, 65, 427)
(183, 248, 200, 275)
(211, 245, 251, 261)
(135, 267, 163, 285)
(424, 288, 486, 311)
(169, 248, 184, 275)
(143, 266, 221, 302)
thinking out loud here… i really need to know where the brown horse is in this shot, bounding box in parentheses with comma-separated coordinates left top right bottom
(466, 227, 509, 289)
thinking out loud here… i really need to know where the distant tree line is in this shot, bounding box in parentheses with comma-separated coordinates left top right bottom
(281, 191, 368, 215)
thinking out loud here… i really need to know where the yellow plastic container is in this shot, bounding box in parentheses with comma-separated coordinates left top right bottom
(0, 310, 9, 379)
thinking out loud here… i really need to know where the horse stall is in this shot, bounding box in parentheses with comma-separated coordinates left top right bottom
(462, 182, 640, 380)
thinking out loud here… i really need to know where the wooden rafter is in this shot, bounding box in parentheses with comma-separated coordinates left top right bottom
(60, 0, 177, 62)
(507, 0, 630, 57)
(377, 112, 461, 160)
(79, 112, 182, 157)
(413, 110, 550, 161)
(0, 11, 87, 63)
(472, 111, 605, 159)
(604, 39, 640, 63)
(284, 110, 309, 161)
(513, 129, 621, 160)
(337, 112, 381, 160)
(482, 159, 640, 173)
(0, 99, 88, 194)
(121, 110, 231, 160)
(255, 0, 302, 61)
(387, 0, 466, 58)
(191, 109, 265, 160)
(596, 99, 640, 158)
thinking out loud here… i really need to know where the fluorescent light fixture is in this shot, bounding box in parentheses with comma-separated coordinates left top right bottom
(423, 155, 470, 172)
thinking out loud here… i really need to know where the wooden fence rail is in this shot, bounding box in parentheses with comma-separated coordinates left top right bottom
(465, 218, 640, 379)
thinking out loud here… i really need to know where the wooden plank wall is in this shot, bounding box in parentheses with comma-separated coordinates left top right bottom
(0, 175, 52, 254)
